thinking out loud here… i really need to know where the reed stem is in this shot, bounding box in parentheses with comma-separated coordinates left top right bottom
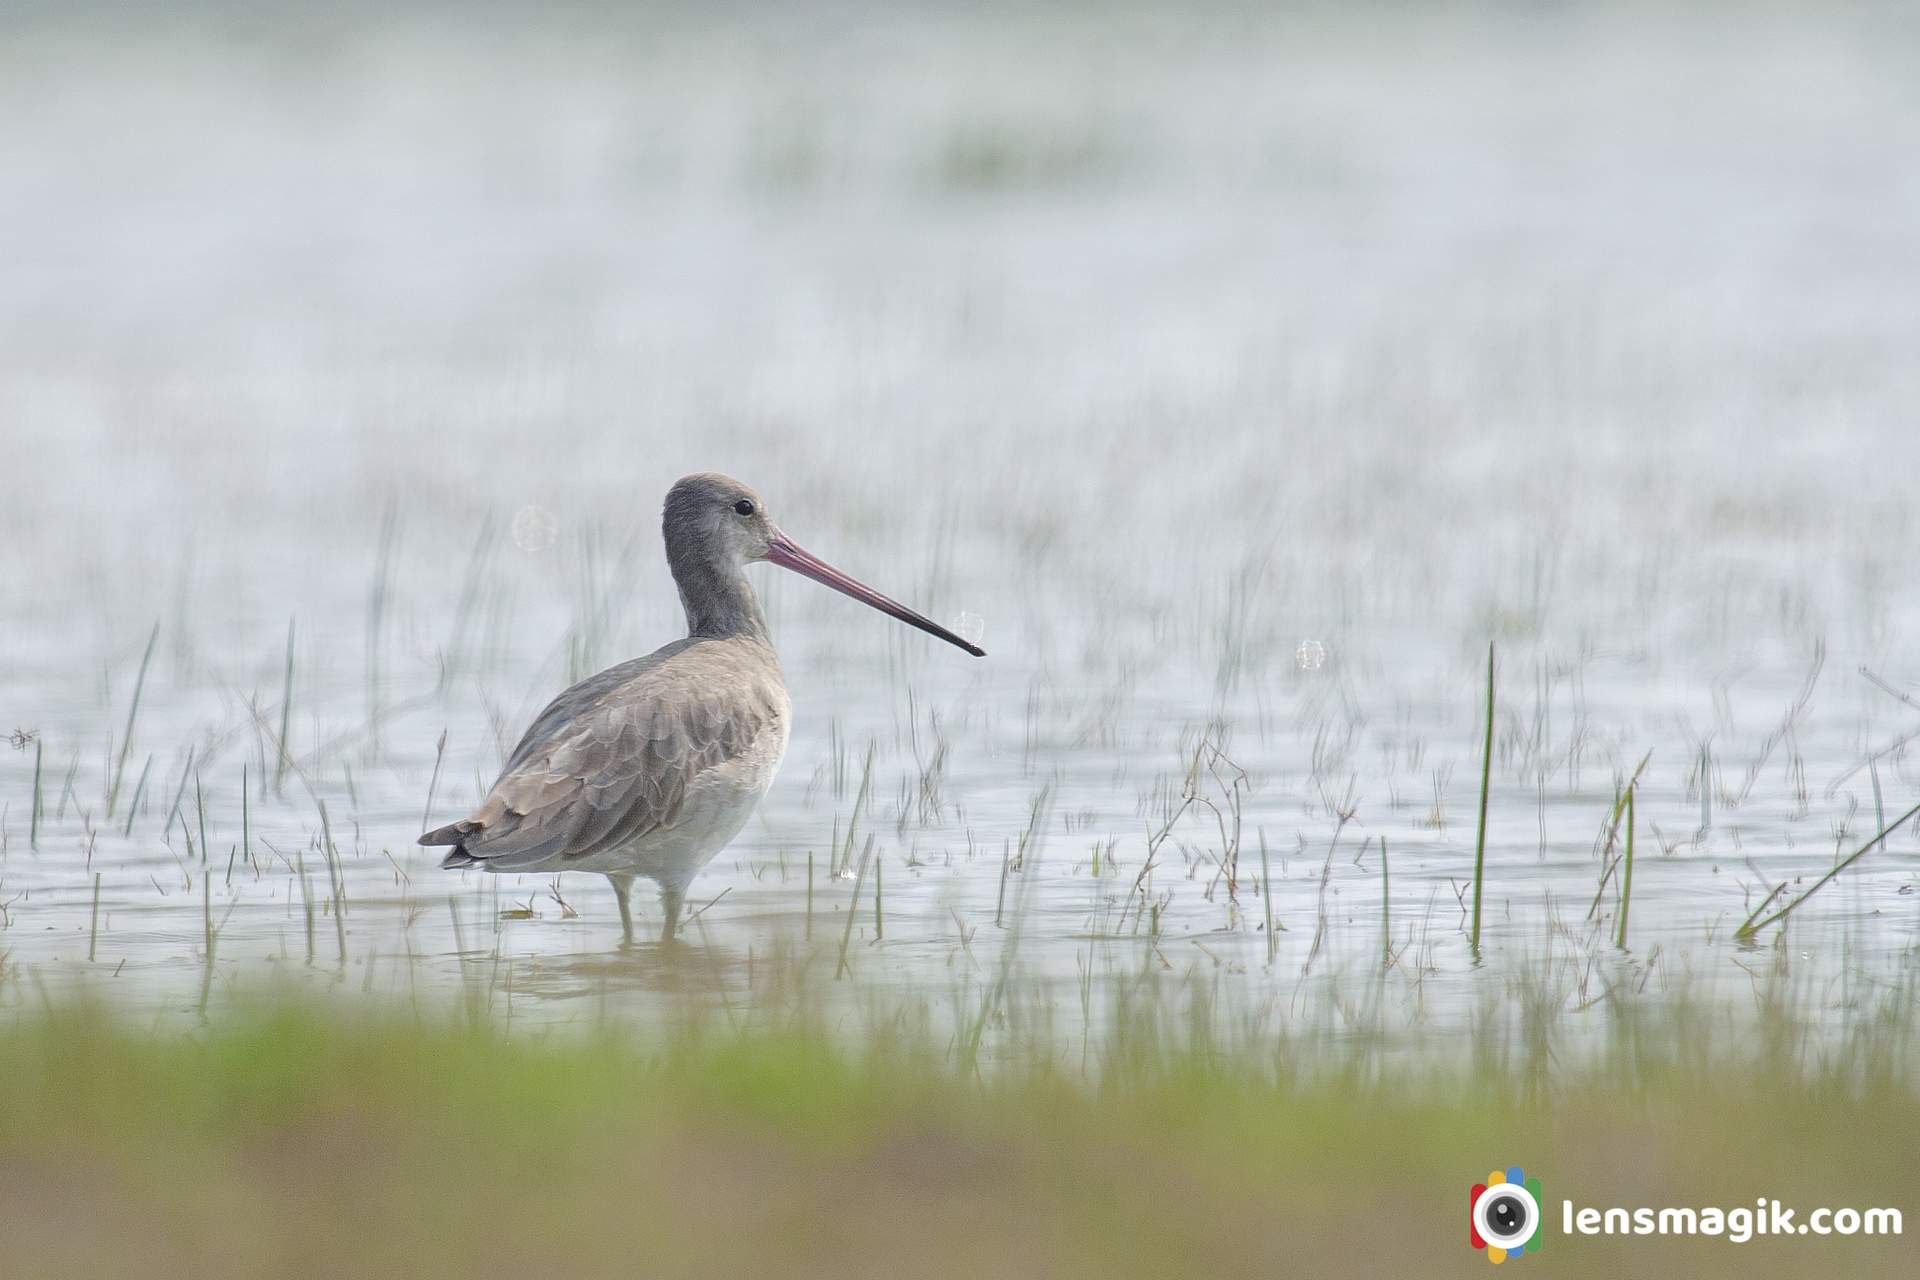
(1615, 786, 1635, 948)
(1469, 642, 1494, 954)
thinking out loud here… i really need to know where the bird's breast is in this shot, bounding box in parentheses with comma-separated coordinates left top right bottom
(737, 686, 792, 796)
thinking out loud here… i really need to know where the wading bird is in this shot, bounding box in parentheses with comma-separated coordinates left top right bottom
(420, 473, 984, 943)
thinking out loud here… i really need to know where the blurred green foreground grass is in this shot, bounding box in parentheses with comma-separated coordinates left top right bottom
(0, 998, 1912, 1279)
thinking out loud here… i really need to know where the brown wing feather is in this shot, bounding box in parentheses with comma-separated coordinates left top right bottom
(425, 639, 779, 871)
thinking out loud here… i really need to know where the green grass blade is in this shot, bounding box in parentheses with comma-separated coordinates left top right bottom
(1469, 642, 1494, 955)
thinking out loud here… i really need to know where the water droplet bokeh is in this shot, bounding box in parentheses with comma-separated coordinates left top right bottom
(512, 504, 558, 552)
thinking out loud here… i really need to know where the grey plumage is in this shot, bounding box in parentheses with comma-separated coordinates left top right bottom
(422, 638, 783, 870)
(423, 472, 983, 944)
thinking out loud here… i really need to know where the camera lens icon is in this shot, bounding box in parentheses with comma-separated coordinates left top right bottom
(1477, 1185, 1535, 1245)
(1469, 1167, 1542, 1262)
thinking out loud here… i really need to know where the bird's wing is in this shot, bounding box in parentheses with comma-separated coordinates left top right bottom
(423, 643, 778, 871)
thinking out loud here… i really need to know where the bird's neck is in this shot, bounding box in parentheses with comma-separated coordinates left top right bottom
(672, 554, 770, 643)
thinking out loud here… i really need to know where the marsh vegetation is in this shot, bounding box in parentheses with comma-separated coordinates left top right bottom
(2, 2, 1918, 1272)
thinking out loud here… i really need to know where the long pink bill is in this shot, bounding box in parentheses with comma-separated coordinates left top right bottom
(765, 534, 986, 657)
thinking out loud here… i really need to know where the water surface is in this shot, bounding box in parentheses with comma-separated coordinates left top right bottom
(2, 2, 1918, 1058)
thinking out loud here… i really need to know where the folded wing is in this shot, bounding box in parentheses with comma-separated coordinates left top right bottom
(421, 642, 774, 871)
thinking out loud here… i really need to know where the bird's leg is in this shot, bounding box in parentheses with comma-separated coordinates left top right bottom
(658, 881, 687, 945)
(606, 873, 637, 948)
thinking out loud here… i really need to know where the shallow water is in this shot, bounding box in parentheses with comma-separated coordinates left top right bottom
(2, 2, 1918, 1054)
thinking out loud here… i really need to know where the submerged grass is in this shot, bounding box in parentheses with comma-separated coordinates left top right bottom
(1739, 799, 1920, 940)
(0, 994, 1912, 1279)
(1616, 783, 1636, 949)
(103, 621, 158, 822)
(274, 616, 294, 795)
(29, 736, 41, 849)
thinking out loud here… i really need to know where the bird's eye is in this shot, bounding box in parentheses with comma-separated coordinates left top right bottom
(733, 499, 755, 517)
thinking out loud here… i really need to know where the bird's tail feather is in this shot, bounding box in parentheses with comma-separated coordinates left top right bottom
(420, 819, 483, 869)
